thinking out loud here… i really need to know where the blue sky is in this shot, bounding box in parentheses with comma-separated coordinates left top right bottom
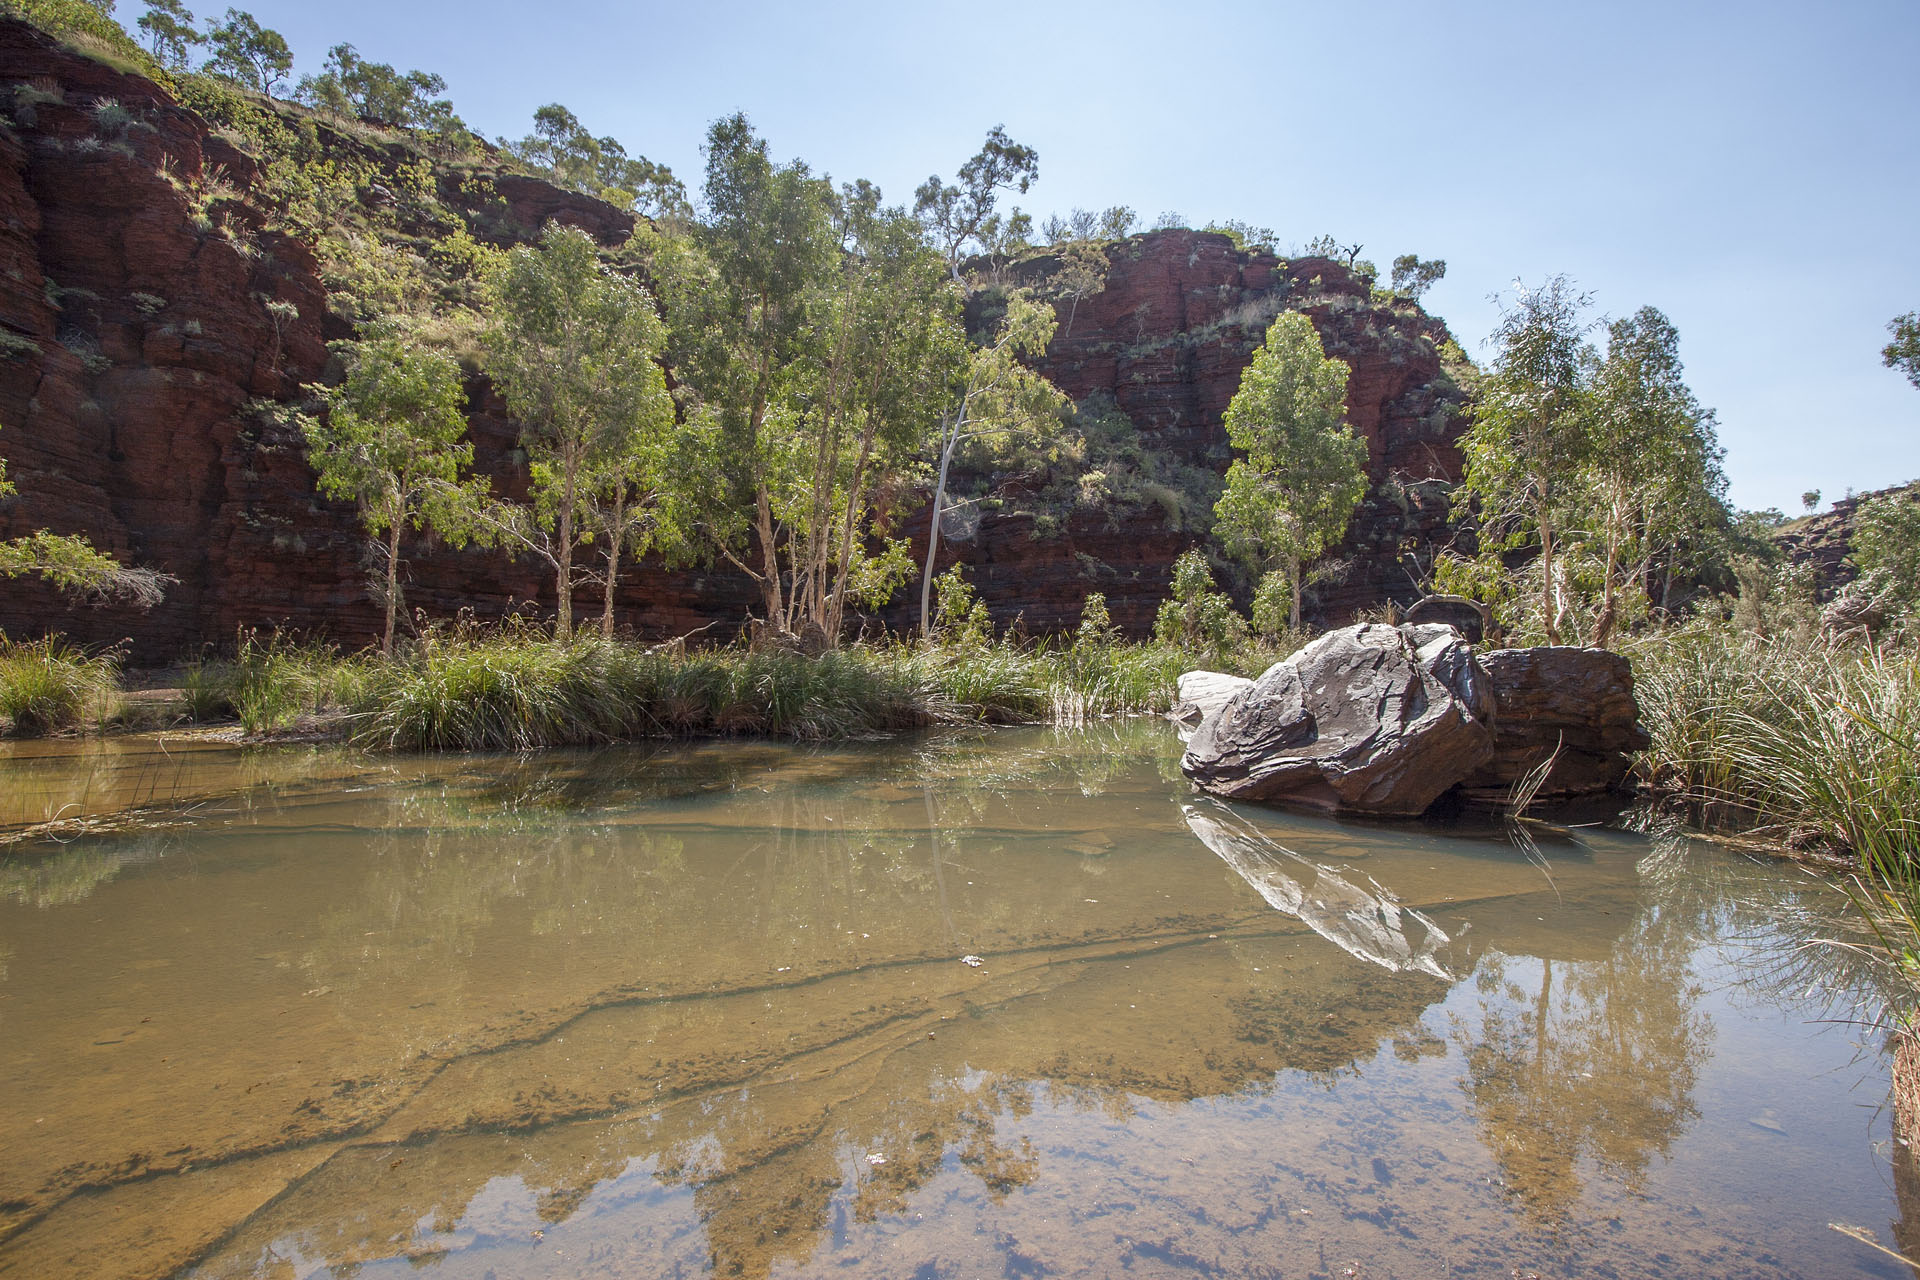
(207, 0, 1918, 515)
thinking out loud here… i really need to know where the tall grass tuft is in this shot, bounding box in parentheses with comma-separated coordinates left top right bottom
(1630, 624, 1920, 874)
(177, 632, 367, 732)
(0, 636, 119, 735)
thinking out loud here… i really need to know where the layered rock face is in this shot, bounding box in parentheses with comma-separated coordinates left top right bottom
(1181, 626, 1645, 816)
(0, 23, 739, 659)
(1458, 647, 1648, 803)
(939, 235, 1471, 635)
(0, 21, 326, 656)
(0, 22, 1470, 659)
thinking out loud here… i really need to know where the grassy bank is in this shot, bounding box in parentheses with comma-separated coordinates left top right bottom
(0, 624, 1301, 747)
(1629, 621, 1920, 1018)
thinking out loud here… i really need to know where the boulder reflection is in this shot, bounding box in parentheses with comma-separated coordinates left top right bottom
(1183, 800, 1455, 978)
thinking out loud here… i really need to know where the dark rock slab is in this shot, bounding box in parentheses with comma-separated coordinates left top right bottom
(1458, 646, 1648, 802)
(1181, 623, 1494, 816)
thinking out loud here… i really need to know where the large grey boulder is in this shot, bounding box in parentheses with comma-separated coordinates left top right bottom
(1181, 623, 1495, 816)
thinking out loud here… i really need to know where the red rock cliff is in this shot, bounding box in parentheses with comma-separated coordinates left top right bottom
(0, 23, 1468, 657)
(919, 232, 1470, 635)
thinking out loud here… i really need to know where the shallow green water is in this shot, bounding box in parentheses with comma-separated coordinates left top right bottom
(0, 723, 1911, 1279)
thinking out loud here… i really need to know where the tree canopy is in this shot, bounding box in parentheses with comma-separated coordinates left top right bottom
(304, 327, 477, 652)
(1213, 311, 1368, 630)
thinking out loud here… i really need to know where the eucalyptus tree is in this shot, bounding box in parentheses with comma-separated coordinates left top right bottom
(203, 9, 292, 95)
(506, 104, 685, 217)
(1886, 311, 1920, 389)
(0, 428, 171, 608)
(1212, 311, 1369, 630)
(917, 291, 1067, 637)
(785, 188, 964, 640)
(303, 327, 477, 653)
(644, 113, 837, 632)
(914, 126, 1039, 280)
(1455, 276, 1596, 644)
(482, 223, 679, 639)
(136, 0, 201, 68)
(296, 44, 449, 129)
(1448, 283, 1730, 645)
(1581, 307, 1728, 644)
(1390, 254, 1446, 300)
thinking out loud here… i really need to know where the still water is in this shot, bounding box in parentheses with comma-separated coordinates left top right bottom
(0, 723, 1911, 1279)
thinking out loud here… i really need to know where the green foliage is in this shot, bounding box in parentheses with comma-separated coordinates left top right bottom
(1213, 311, 1368, 629)
(1389, 253, 1445, 300)
(0, 635, 118, 735)
(1074, 591, 1118, 649)
(304, 326, 479, 651)
(1202, 219, 1278, 254)
(1851, 484, 1920, 617)
(481, 223, 680, 638)
(504, 103, 685, 216)
(931, 564, 993, 646)
(202, 8, 291, 95)
(1249, 570, 1294, 641)
(1886, 312, 1920, 390)
(1153, 548, 1245, 651)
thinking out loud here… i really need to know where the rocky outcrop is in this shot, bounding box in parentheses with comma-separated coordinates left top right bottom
(1774, 482, 1917, 602)
(0, 22, 719, 660)
(1181, 626, 1645, 815)
(1457, 647, 1648, 802)
(1181, 623, 1494, 815)
(938, 236, 1472, 636)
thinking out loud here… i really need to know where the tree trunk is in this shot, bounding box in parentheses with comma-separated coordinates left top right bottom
(1538, 521, 1560, 645)
(1289, 555, 1303, 632)
(755, 484, 784, 628)
(919, 425, 959, 639)
(384, 518, 402, 656)
(1588, 535, 1620, 648)
(601, 490, 624, 639)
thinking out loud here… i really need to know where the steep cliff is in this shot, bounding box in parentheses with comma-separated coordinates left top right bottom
(924, 234, 1470, 634)
(0, 21, 1471, 658)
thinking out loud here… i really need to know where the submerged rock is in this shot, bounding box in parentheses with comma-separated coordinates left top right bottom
(1180, 623, 1494, 816)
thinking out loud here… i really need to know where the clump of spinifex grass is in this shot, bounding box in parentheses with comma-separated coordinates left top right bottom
(178, 631, 368, 733)
(352, 631, 967, 751)
(0, 635, 120, 736)
(1630, 623, 1920, 872)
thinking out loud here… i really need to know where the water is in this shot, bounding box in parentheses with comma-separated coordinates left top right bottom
(0, 722, 1910, 1279)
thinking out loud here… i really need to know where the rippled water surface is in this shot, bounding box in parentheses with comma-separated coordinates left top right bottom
(0, 723, 1912, 1279)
